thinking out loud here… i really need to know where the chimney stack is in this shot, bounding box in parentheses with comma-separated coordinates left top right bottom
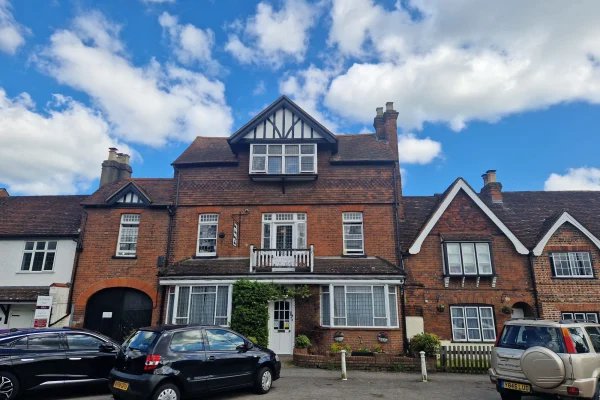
(374, 102, 399, 150)
(0, 188, 9, 197)
(100, 147, 132, 187)
(374, 107, 385, 140)
(481, 170, 502, 203)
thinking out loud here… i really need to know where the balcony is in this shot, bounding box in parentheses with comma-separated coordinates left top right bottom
(249, 245, 314, 272)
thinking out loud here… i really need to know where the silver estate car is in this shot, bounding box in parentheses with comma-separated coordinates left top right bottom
(489, 319, 600, 400)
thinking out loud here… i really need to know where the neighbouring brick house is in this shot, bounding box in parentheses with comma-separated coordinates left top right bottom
(0, 190, 85, 329)
(158, 96, 406, 354)
(70, 149, 175, 340)
(401, 170, 600, 346)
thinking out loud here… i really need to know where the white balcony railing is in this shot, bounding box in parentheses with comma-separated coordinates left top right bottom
(250, 245, 314, 272)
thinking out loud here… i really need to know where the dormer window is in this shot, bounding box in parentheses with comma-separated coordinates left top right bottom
(250, 144, 316, 175)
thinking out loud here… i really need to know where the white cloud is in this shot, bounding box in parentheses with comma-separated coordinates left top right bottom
(397, 133, 441, 164)
(158, 12, 217, 70)
(252, 80, 266, 96)
(324, 0, 600, 131)
(280, 65, 339, 131)
(225, 0, 318, 67)
(0, 0, 27, 54)
(544, 168, 600, 191)
(37, 12, 233, 147)
(0, 89, 129, 195)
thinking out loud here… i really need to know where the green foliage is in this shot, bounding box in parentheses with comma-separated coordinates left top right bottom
(247, 336, 258, 344)
(230, 279, 312, 348)
(373, 344, 384, 353)
(409, 332, 441, 357)
(356, 346, 371, 353)
(330, 342, 352, 353)
(295, 334, 311, 349)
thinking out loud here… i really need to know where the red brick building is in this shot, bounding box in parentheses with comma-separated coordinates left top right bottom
(159, 96, 406, 354)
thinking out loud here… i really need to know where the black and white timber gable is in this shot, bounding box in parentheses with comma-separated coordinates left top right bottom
(106, 182, 151, 206)
(228, 96, 337, 149)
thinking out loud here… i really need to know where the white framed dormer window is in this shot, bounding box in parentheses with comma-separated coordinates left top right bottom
(551, 252, 593, 278)
(262, 213, 306, 249)
(250, 144, 316, 174)
(21, 241, 57, 272)
(451, 306, 496, 342)
(197, 214, 219, 256)
(321, 285, 398, 328)
(444, 242, 493, 276)
(116, 214, 140, 257)
(342, 212, 364, 255)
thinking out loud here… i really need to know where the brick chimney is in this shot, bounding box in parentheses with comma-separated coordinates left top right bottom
(99, 147, 132, 187)
(374, 102, 399, 159)
(0, 188, 8, 197)
(481, 170, 503, 203)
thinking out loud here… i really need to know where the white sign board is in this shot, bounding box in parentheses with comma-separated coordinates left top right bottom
(33, 295, 53, 328)
(102, 312, 113, 318)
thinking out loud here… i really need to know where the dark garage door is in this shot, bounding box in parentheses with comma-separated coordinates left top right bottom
(84, 288, 152, 341)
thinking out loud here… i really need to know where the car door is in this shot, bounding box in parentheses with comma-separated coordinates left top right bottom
(63, 332, 117, 381)
(204, 329, 257, 391)
(10, 333, 67, 389)
(167, 329, 208, 395)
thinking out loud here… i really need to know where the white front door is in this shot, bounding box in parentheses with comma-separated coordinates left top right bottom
(8, 304, 35, 328)
(268, 299, 295, 355)
(511, 307, 524, 319)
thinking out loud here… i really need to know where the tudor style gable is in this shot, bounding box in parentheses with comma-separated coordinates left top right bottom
(106, 182, 151, 206)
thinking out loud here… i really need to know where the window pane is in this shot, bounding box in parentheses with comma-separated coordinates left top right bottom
(446, 243, 462, 275)
(32, 252, 44, 271)
(268, 156, 282, 174)
(321, 289, 330, 326)
(176, 287, 190, 321)
(36, 242, 46, 250)
(461, 243, 477, 274)
(66, 334, 103, 350)
(373, 286, 386, 318)
(568, 327, 590, 353)
(28, 334, 61, 350)
(585, 327, 600, 352)
(389, 289, 398, 326)
(476, 243, 492, 274)
(301, 144, 314, 154)
(285, 145, 299, 155)
(21, 253, 32, 271)
(25, 241, 34, 250)
(47, 241, 57, 250)
(43, 253, 55, 271)
(268, 145, 282, 155)
(300, 156, 314, 172)
(189, 290, 216, 325)
(263, 223, 271, 249)
(285, 156, 299, 174)
(253, 145, 266, 154)
(170, 330, 204, 352)
(347, 289, 373, 326)
(297, 223, 306, 248)
(206, 329, 244, 351)
(333, 286, 345, 325)
(215, 286, 229, 324)
(252, 156, 266, 171)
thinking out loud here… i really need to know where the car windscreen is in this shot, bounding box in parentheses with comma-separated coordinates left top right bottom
(122, 330, 159, 353)
(498, 325, 566, 353)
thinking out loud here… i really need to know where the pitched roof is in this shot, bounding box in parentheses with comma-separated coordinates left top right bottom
(173, 137, 238, 166)
(406, 179, 528, 255)
(330, 134, 397, 163)
(82, 178, 175, 206)
(160, 256, 403, 277)
(0, 195, 85, 237)
(401, 186, 600, 253)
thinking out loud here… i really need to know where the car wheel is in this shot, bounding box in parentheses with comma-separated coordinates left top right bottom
(152, 383, 180, 400)
(593, 381, 600, 400)
(0, 371, 19, 400)
(499, 390, 521, 400)
(254, 366, 273, 394)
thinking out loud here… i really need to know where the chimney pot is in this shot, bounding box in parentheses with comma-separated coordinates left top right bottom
(376, 107, 384, 117)
(481, 170, 502, 203)
(386, 102, 394, 112)
(108, 147, 119, 161)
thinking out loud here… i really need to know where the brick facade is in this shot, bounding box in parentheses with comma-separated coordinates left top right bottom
(533, 223, 600, 320)
(403, 191, 536, 343)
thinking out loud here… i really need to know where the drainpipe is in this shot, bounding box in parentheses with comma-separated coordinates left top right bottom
(392, 161, 409, 352)
(528, 252, 541, 318)
(61, 209, 88, 327)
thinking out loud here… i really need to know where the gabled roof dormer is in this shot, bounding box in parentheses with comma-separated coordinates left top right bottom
(229, 96, 338, 182)
(532, 211, 600, 256)
(106, 182, 151, 206)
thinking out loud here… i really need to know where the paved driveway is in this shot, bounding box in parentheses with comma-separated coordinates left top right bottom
(22, 365, 545, 400)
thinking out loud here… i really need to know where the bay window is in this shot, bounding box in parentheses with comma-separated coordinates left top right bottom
(168, 285, 231, 325)
(250, 144, 316, 175)
(321, 285, 398, 327)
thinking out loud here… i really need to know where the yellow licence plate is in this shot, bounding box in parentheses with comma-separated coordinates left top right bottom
(113, 380, 129, 391)
(502, 381, 531, 393)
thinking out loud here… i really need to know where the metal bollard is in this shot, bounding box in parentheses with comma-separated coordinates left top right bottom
(340, 349, 348, 380)
(420, 351, 428, 382)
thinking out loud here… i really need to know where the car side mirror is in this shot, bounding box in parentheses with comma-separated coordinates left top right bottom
(99, 343, 117, 352)
(236, 341, 253, 352)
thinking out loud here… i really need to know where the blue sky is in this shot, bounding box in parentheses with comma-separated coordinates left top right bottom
(1, 0, 599, 196)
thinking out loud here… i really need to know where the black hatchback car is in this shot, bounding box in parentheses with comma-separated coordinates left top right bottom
(109, 325, 281, 400)
(0, 327, 120, 399)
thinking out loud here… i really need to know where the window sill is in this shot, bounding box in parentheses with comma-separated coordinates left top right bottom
(551, 276, 596, 280)
(193, 255, 218, 259)
(112, 255, 137, 260)
(341, 254, 367, 258)
(443, 274, 495, 278)
(16, 271, 54, 274)
(249, 173, 318, 182)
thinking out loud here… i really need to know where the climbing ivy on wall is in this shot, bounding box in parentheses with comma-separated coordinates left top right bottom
(230, 279, 311, 347)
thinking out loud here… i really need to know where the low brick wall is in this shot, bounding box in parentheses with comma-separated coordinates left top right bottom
(293, 352, 437, 372)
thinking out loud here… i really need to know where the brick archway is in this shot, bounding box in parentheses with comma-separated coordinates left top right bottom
(75, 277, 157, 310)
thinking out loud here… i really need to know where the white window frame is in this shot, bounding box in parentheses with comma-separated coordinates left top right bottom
(21, 240, 58, 272)
(444, 242, 493, 276)
(250, 144, 317, 175)
(342, 212, 364, 255)
(116, 214, 140, 257)
(551, 252, 593, 278)
(197, 214, 219, 256)
(450, 306, 496, 342)
(562, 312, 599, 323)
(261, 213, 307, 249)
(320, 284, 398, 328)
(168, 285, 232, 326)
